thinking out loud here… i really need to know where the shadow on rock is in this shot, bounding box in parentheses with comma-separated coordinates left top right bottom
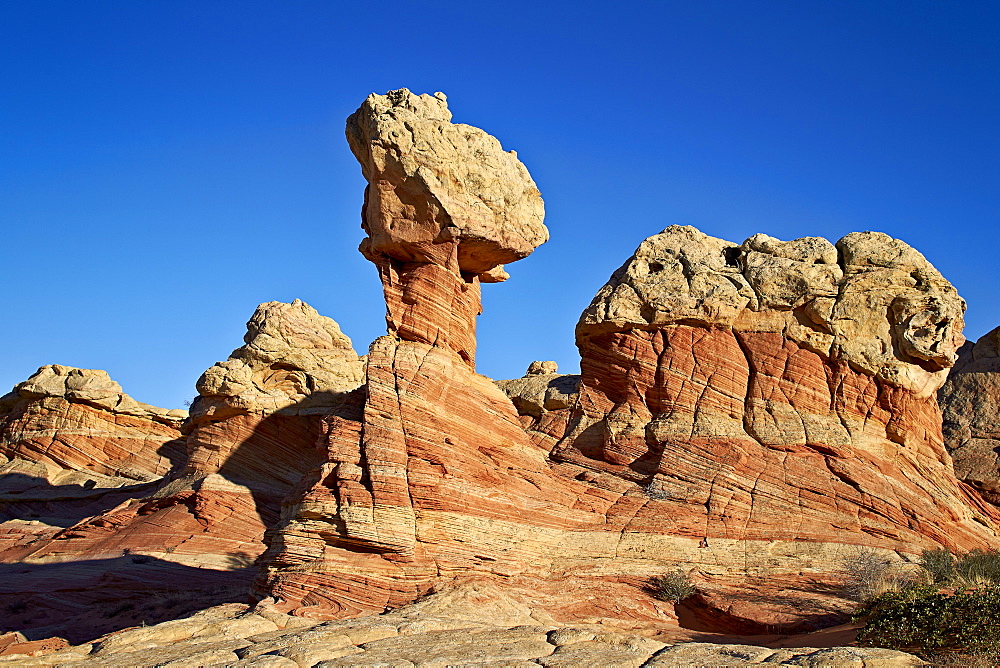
(0, 555, 254, 644)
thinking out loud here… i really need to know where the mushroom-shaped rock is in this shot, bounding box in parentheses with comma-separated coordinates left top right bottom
(347, 88, 547, 274)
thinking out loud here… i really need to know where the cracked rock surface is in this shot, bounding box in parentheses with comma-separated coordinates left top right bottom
(0, 585, 923, 666)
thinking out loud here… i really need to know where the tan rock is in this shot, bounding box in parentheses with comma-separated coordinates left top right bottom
(346, 88, 546, 274)
(578, 226, 965, 394)
(0, 365, 185, 481)
(559, 225, 996, 558)
(194, 299, 364, 418)
(940, 326, 1000, 503)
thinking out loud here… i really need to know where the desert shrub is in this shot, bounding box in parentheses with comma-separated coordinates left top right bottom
(954, 548, 1000, 586)
(854, 585, 1000, 657)
(647, 570, 696, 603)
(102, 602, 135, 618)
(841, 548, 893, 601)
(919, 548, 955, 584)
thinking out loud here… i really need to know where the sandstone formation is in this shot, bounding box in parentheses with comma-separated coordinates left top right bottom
(0, 365, 186, 482)
(3, 88, 999, 656)
(940, 326, 1000, 503)
(0, 301, 365, 644)
(256, 89, 615, 621)
(495, 362, 580, 451)
(253, 88, 999, 635)
(185, 299, 365, 525)
(0, 366, 186, 555)
(554, 225, 999, 555)
(0, 586, 923, 666)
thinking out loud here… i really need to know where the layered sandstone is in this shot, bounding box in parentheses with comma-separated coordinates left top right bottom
(256, 89, 613, 620)
(495, 362, 580, 451)
(0, 366, 186, 555)
(0, 586, 923, 666)
(554, 225, 997, 553)
(0, 301, 365, 644)
(4, 88, 999, 648)
(940, 326, 1000, 503)
(0, 365, 186, 482)
(184, 299, 365, 523)
(255, 90, 999, 633)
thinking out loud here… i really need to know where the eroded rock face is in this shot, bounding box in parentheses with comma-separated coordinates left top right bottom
(559, 225, 996, 552)
(256, 90, 607, 619)
(579, 226, 965, 394)
(940, 327, 1000, 503)
(0, 365, 186, 481)
(4, 90, 998, 645)
(496, 362, 581, 452)
(0, 302, 365, 645)
(186, 299, 364, 496)
(256, 92, 999, 633)
(346, 88, 546, 274)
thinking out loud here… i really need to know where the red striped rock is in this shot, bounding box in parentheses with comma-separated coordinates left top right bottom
(256, 92, 999, 630)
(4, 89, 998, 643)
(0, 301, 365, 644)
(0, 365, 186, 481)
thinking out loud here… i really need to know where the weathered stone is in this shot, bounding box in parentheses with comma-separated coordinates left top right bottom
(940, 326, 1000, 503)
(0, 365, 185, 481)
(346, 88, 546, 275)
(557, 225, 997, 557)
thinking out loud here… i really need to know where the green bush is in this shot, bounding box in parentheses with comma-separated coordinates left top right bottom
(919, 549, 955, 584)
(647, 570, 696, 603)
(955, 549, 1000, 586)
(854, 585, 1000, 656)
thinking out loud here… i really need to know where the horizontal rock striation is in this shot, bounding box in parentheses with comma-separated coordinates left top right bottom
(256, 90, 999, 631)
(0, 365, 186, 482)
(0, 301, 365, 643)
(4, 89, 998, 644)
(554, 225, 998, 552)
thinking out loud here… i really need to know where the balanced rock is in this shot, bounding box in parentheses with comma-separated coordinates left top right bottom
(346, 88, 546, 274)
(940, 326, 1000, 503)
(255, 90, 612, 621)
(256, 91, 1000, 632)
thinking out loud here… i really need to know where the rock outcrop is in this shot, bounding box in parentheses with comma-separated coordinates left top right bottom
(0, 365, 186, 482)
(254, 89, 1000, 632)
(0, 301, 365, 644)
(184, 299, 365, 524)
(555, 225, 997, 553)
(0, 366, 186, 555)
(3, 88, 999, 650)
(940, 326, 1000, 503)
(256, 89, 613, 621)
(0, 587, 924, 666)
(496, 362, 580, 451)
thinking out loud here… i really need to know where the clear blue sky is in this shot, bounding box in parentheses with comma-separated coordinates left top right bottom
(3, 1, 998, 409)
